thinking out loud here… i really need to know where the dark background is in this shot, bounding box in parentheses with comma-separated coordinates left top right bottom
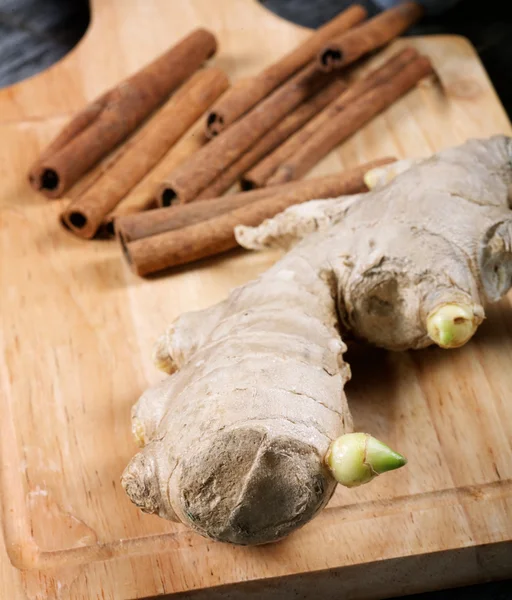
(1, 0, 511, 118)
(0, 0, 510, 598)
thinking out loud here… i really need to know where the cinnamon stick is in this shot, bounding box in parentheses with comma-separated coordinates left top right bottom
(158, 63, 338, 206)
(267, 54, 433, 186)
(117, 196, 252, 245)
(28, 29, 217, 198)
(318, 2, 423, 72)
(122, 159, 395, 276)
(100, 122, 209, 237)
(204, 5, 366, 137)
(62, 68, 228, 239)
(196, 78, 347, 200)
(243, 47, 419, 189)
(117, 163, 393, 244)
(119, 176, 331, 242)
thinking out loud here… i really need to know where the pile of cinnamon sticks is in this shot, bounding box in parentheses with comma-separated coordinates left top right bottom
(28, 2, 435, 276)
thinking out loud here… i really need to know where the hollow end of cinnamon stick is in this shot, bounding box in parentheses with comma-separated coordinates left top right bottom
(206, 111, 224, 138)
(28, 166, 63, 198)
(61, 204, 101, 239)
(159, 186, 179, 207)
(319, 48, 344, 71)
(240, 178, 255, 191)
(66, 210, 89, 232)
(240, 169, 271, 191)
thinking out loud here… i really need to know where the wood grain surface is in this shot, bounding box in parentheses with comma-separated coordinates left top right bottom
(0, 1, 512, 599)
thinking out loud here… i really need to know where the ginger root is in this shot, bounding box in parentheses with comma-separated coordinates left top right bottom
(122, 136, 512, 545)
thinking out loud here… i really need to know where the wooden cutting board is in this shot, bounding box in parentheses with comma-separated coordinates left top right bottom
(1, 1, 511, 599)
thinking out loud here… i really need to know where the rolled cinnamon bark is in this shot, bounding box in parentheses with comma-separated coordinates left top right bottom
(100, 122, 209, 237)
(118, 166, 392, 243)
(117, 196, 252, 245)
(318, 2, 423, 72)
(62, 68, 228, 239)
(29, 29, 217, 198)
(119, 175, 346, 242)
(195, 78, 347, 200)
(267, 54, 433, 185)
(243, 47, 418, 189)
(204, 5, 366, 137)
(158, 63, 336, 206)
(122, 159, 395, 275)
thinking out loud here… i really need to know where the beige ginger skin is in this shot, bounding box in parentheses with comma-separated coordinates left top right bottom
(122, 136, 512, 545)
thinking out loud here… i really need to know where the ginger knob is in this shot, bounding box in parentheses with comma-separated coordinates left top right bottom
(325, 433, 407, 488)
(426, 303, 484, 349)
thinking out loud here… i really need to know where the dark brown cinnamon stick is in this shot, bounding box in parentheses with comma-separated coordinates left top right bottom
(243, 47, 419, 189)
(122, 159, 395, 275)
(29, 29, 217, 198)
(268, 55, 433, 186)
(318, 2, 423, 72)
(120, 175, 344, 242)
(195, 78, 348, 199)
(117, 164, 392, 244)
(204, 5, 366, 137)
(62, 68, 229, 239)
(117, 196, 252, 245)
(158, 63, 339, 206)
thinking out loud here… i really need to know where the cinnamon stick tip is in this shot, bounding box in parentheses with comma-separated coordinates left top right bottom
(40, 168, 60, 191)
(195, 27, 218, 54)
(319, 47, 343, 71)
(415, 54, 435, 77)
(61, 207, 96, 239)
(205, 111, 224, 138)
(350, 3, 369, 18)
(67, 211, 87, 230)
(399, 1, 425, 19)
(396, 45, 420, 61)
(28, 165, 62, 197)
(239, 178, 256, 192)
(159, 186, 179, 207)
